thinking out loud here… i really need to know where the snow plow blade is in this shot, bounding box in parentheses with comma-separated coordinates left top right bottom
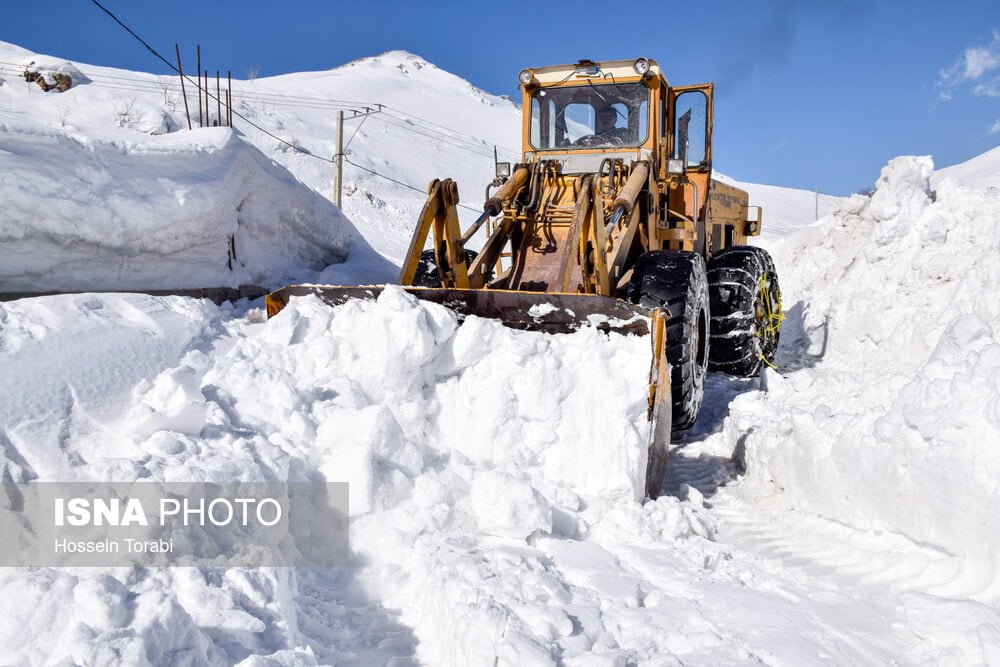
(265, 285, 652, 335)
(265, 285, 671, 498)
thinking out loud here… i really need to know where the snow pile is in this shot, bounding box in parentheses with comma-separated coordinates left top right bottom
(0, 288, 720, 664)
(0, 294, 307, 665)
(210, 288, 651, 503)
(0, 40, 379, 293)
(728, 155, 1000, 598)
(197, 290, 705, 663)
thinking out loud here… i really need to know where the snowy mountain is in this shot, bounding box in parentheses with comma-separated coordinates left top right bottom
(715, 171, 842, 237)
(1, 40, 999, 665)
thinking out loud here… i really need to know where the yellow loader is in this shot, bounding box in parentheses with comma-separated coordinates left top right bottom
(266, 58, 783, 498)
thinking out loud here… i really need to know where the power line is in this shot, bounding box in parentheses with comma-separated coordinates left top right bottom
(343, 113, 368, 151)
(88, 0, 336, 163)
(374, 115, 497, 159)
(381, 106, 520, 157)
(342, 157, 482, 214)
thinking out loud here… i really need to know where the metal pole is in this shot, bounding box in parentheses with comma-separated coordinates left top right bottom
(227, 70, 232, 126)
(196, 45, 202, 127)
(334, 110, 344, 208)
(175, 44, 191, 130)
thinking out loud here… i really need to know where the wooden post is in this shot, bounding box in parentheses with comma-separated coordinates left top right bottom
(196, 45, 202, 127)
(333, 110, 344, 207)
(175, 44, 192, 130)
(215, 70, 221, 126)
(203, 70, 209, 124)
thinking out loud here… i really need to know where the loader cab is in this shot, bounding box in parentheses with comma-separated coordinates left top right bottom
(528, 82, 650, 149)
(516, 58, 715, 179)
(518, 58, 663, 169)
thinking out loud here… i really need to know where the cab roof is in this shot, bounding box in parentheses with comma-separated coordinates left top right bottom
(522, 58, 665, 86)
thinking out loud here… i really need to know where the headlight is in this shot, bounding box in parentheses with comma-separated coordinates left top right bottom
(518, 69, 534, 85)
(495, 162, 511, 178)
(633, 58, 650, 76)
(667, 158, 685, 175)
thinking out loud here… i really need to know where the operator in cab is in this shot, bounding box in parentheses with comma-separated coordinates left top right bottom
(576, 104, 631, 147)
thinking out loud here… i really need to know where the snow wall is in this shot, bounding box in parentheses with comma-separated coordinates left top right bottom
(0, 126, 352, 292)
(735, 156, 1000, 599)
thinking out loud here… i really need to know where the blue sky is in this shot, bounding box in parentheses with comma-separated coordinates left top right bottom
(5, 0, 999, 195)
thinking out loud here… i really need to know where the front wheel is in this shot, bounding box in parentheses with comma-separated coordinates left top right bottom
(412, 249, 480, 287)
(707, 246, 782, 376)
(627, 251, 710, 432)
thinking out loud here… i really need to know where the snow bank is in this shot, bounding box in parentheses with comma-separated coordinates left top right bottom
(0, 125, 352, 292)
(728, 155, 1000, 598)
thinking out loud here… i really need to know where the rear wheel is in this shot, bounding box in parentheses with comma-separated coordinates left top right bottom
(627, 251, 710, 431)
(707, 245, 782, 376)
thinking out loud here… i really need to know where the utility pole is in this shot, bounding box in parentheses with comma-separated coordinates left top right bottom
(196, 45, 202, 127)
(331, 105, 383, 207)
(333, 110, 344, 208)
(175, 44, 191, 130)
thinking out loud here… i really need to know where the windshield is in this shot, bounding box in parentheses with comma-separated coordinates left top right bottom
(529, 82, 649, 150)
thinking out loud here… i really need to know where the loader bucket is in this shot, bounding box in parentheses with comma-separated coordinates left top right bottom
(265, 285, 652, 336)
(264, 285, 672, 499)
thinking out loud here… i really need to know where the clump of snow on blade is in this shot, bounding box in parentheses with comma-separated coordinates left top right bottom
(527, 302, 558, 317)
(728, 155, 1000, 599)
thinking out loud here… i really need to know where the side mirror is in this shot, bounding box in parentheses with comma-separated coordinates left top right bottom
(495, 162, 511, 179)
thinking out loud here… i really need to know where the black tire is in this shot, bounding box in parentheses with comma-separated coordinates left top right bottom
(412, 249, 480, 287)
(627, 251, 710, 431)
(707, 246, 782, 376)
